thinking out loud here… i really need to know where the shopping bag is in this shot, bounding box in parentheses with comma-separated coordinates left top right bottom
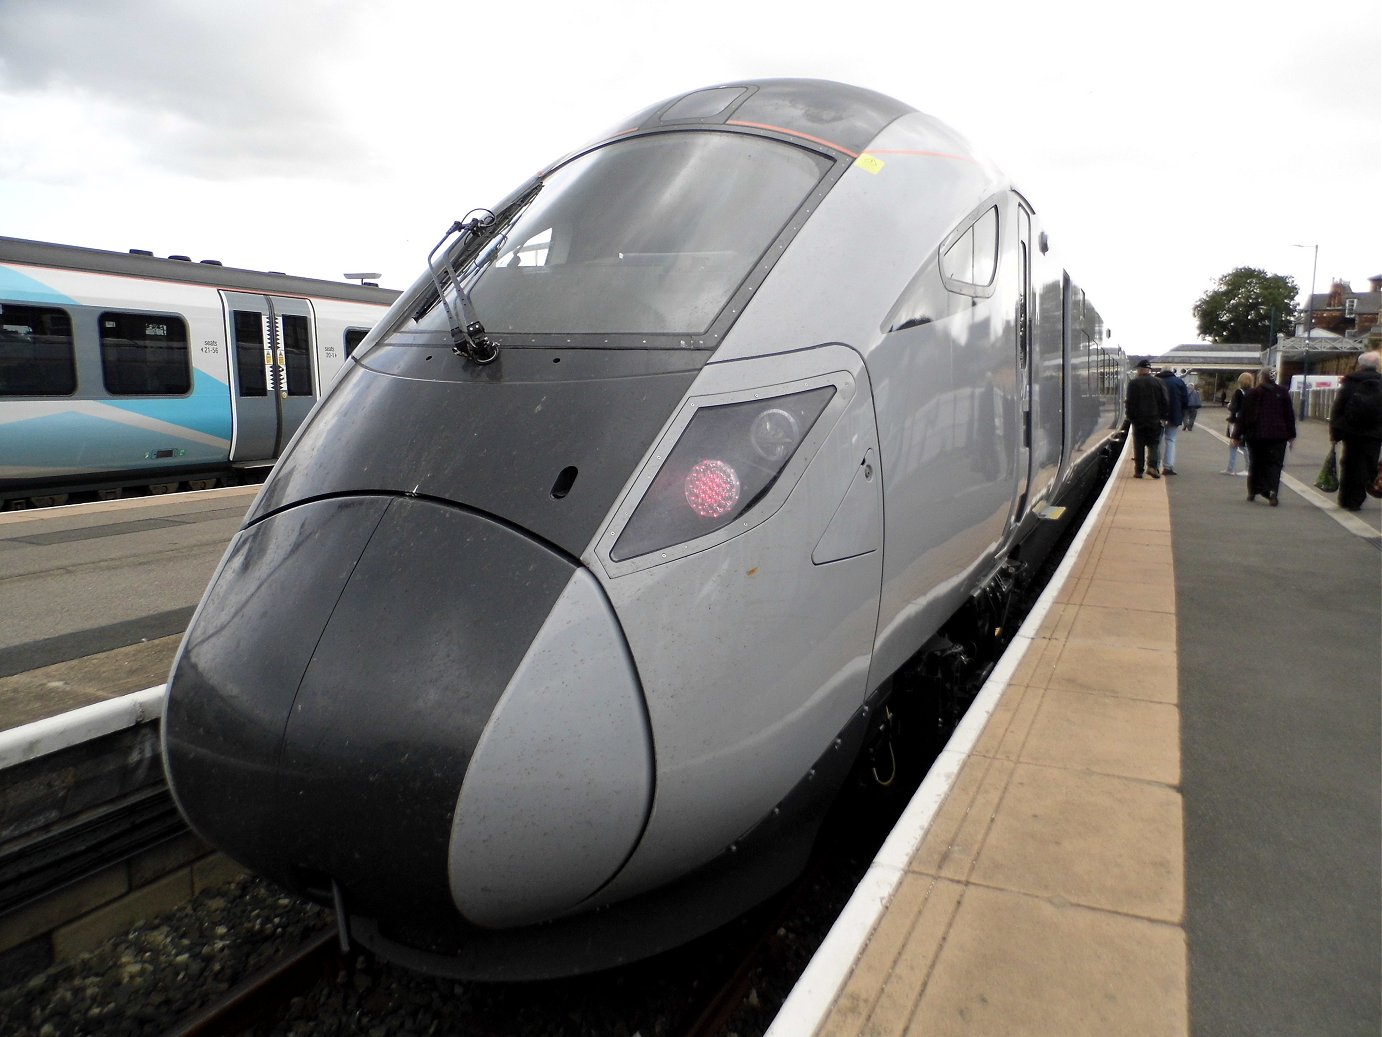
(1315, 446, 1340, 493)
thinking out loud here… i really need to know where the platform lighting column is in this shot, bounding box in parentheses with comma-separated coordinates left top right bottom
(1291, 243, 1318, 419)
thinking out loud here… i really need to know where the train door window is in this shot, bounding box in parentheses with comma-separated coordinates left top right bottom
(343, 327, 369, 357)
(0, 303, 76, 396)
(281, 314, 312, 395)
(232, 310, 267, 396)
(98, 312, 191, 395)
(939, 205, 999, 294)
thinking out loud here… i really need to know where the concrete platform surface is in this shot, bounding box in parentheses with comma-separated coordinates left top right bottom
(0, 486, 255, 729)
(772, 421, 1380, 1037)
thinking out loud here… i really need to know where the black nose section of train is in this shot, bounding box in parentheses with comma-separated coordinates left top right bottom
(163, 494, 575, 920)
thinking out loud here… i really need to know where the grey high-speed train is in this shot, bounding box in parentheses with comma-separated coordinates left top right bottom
(162, 79, 1125, 979)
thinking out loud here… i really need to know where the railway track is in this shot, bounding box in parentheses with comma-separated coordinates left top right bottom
(164, 930, 342, 1037)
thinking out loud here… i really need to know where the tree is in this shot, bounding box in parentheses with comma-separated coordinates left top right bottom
(1193, 267, 1299, 345)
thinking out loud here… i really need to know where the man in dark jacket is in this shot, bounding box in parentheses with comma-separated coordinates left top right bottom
(1125, 359, 1169, 478)
(1329, 351, 1382, 511)
(1154, 368, 1189, 474)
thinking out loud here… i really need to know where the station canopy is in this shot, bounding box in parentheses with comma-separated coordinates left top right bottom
(1273, 330, 1360, 358)
(1151, 342, 1264, 372)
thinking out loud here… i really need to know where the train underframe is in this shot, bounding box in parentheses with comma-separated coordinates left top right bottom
(0, 463, 270, 511)
(857, 438, 1120, 799)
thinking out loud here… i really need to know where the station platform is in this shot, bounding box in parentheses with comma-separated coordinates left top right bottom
(0, 485, 255, 730)
(770, 417, 1381, 1036)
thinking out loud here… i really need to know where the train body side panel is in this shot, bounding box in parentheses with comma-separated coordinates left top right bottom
(704, 113, 1023, 686)
(589, 346, 883, 899)
(0, 263, 232, 481)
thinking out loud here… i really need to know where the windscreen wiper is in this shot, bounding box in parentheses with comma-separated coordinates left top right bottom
(427, 210, 500, 365)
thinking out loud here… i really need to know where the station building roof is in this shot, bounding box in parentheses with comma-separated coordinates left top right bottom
(1151, 342, 1264, 371)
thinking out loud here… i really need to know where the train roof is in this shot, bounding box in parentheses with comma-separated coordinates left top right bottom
(623, 79, 915, 156)
(0, 236, 400, 306)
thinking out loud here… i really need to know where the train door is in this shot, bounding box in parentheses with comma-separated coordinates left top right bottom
(223, 292, 317, 461)
(1011, 201, 1034, 523)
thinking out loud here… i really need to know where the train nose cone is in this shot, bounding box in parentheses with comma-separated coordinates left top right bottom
(163, 494, 591, 923)
(448, 567, 652, 927)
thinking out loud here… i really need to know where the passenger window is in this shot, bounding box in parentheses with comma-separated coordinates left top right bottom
(0, 303, 76, 396)
(99, 311, 191, 395)
(281, 314, 312, 395)
(343, 327, 369, 357)
(940, 206, 999, 291)
(233, 310, 267, 396)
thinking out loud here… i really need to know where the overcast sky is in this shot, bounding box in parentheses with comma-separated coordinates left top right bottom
(2, 0, 1378, 357)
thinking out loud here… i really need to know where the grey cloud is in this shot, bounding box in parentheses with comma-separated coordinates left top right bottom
(0, 0, 382, 180)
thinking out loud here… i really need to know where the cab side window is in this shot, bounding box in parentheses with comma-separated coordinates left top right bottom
(940, 206, 998, 293)
(883, 201, 1001, 333)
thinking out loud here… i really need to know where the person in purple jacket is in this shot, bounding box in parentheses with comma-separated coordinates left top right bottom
(1239, 368, 1297, 506)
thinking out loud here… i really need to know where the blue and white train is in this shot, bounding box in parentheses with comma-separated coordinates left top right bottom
(0, 238, 397, 509)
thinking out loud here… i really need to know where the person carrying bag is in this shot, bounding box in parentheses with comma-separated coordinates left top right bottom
(1315, 445, 1340, 493)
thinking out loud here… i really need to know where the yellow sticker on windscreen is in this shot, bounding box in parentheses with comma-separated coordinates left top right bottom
(854, 154, 885, 175)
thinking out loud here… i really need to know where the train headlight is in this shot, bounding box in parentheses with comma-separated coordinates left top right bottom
(611, 386, 835, 561)
(749, 407, 802, 463)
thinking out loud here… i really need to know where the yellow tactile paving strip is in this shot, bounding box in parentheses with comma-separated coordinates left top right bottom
(816, 464, 1187, 1037)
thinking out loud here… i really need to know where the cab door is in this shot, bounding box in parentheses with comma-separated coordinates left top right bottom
(224, 292, 318, 461)
(1011, 201, 1034, 523)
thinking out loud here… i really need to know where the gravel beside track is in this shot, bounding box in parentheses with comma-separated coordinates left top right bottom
(0, 864, 858, 1037)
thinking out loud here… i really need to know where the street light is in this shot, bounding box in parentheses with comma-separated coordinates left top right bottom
(1290, 243, 1318, 419)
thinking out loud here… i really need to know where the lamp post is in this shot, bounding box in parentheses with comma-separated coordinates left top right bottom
(1291, 243, 1318, 419)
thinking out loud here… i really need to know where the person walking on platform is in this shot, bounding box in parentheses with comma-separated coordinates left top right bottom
(1124, 359, 1169, 478)
(1184, 384, 1202, 430)
(1155, 368, 1189, 473)
(1328, 350, 1382, 512)
(1239, 368, 1296, 505)
(1224, 371, 1254, 475)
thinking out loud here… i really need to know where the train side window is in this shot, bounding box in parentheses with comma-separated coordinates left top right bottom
(281, 314, 312, 395)
(883, 202, 1000, 332)
(343, 327, 369, 357)
(0, 303, 76, 396)
(940, 206, 998, 292)
(232, 310, 267, 396)
(99, 311, 191, 395)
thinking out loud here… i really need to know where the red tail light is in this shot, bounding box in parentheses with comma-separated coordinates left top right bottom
(610, 385, 835, 561)
(684, 459, 741, 518)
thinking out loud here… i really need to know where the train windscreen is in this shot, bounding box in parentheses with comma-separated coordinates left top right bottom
(407, 132, 831, 342)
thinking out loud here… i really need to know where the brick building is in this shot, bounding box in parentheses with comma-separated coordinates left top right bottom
(1301, 275, 1382, 339)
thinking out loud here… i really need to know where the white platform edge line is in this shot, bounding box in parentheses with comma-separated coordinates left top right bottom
(0, 483, 259, 528)
(764, 439, 1129, 1037)
(0, 685, 166, 770)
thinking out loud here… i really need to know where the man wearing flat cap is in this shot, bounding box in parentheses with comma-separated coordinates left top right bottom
(1124, 359, 1169, 478)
